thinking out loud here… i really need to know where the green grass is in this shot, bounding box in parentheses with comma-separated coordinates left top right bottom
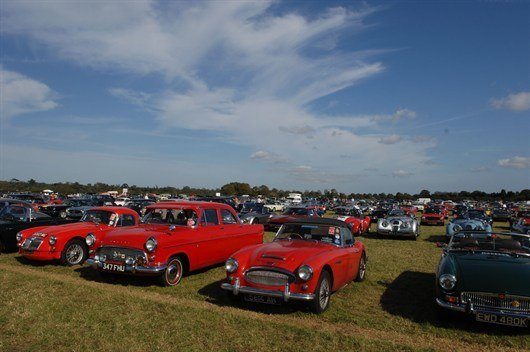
(0, 217, 528, 352)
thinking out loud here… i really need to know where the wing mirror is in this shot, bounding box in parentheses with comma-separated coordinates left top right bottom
(169, 225, 176, 231)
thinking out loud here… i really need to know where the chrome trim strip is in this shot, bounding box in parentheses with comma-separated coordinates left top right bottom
(86, 258, 167, 275)
(221, 281, 315, 301)
(436, 298, 530, 318)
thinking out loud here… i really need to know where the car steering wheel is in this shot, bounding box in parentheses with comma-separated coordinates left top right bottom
(288, 233, 303, 240)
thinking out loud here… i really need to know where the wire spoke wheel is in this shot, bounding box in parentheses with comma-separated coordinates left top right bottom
(319, 279, 330, 310)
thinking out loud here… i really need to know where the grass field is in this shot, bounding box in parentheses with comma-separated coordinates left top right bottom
(0, 217, 528, 352)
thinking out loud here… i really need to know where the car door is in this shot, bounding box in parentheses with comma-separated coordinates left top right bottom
(340, 226, 362, 282)
(219, 208, 246, 257)
(197, 208, 225, 266)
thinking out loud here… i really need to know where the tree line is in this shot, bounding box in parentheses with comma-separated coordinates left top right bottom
(1, 179, 529, 202)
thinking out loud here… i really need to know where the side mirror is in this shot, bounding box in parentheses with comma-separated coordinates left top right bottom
(169, 224, 177, 231)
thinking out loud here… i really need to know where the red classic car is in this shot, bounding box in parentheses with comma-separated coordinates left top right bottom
(86, 202, 263, 286)
(16, 207, 139, 265)
(400, 205, 418, 216)
(266, 207, 320, 231)
(222, 218, 367, 313)
(421, 207, 445, 226)
(335, 208, 371, 235)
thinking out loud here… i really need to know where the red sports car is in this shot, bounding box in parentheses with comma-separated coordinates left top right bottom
(86, 202, 263, 286)
(335, 208, 371, 235)
(17, 207, 139, 265)
(222, 218, 367, 313)
(266, 206, 320, 232)
(421, 207, 445, 226)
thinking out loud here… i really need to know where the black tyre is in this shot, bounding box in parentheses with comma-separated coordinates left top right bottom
(159, 257, 184, 286)
(310, 270, 332, 314)
(60, 239, 87, 266)
(251, 218, 259, 225)
(355, 253, 367, 282)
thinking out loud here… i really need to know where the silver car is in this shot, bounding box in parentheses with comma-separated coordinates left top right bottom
(377, 209, 420, 239)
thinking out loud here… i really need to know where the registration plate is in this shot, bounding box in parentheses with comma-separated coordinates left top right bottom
(102, 263, 125, 272)
(244, 294, 280, 305)
(476, 312, 528, 327)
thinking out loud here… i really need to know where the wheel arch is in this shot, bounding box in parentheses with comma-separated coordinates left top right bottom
(167, 252, 190, 274)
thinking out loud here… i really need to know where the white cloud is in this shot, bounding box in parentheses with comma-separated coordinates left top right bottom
(470, 166, 489, 172)
(498, 156, 530, 169)
(491, 91, 530, 112)
(392, 170, 412, 178)
(0, 67, 58, 119)
(250, 150, 289, 164)
(2, 1, 436, 187)
(378, 134, 402, 145)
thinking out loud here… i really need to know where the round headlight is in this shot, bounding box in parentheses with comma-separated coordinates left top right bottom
(145, 237, 157, 252)
(225, 258, 238, 273)
(382, 221, 388, 227)
(453, 225, 462, 233)
(48, 236, 57, 246)
(297, 265, 313, 281)
(402, 222, 410, 228)
(439, 274, 456, 290)
(86, 233, 96, 246)
(16, 232, 23, 242)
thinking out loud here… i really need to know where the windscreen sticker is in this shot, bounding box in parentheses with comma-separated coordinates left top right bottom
(328, 227, 335, 235)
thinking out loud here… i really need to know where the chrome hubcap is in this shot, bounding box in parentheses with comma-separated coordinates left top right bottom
(167, 261, 182, 284)
(319, 279, 330, 309)
(359, 257, 366, 279)
(66, 244, 83, 264)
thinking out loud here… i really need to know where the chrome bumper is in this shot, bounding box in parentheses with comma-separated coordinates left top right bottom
(436, 298, 530, 318)
(221, 278, 315, 302)
(377, 229, 415, 235)
(85, 258, 167, 275)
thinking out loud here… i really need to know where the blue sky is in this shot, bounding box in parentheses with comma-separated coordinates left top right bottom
(1, 1, 528, 194)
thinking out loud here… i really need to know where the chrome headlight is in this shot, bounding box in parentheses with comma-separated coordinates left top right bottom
(145, 237, 157, 252)
(48, 236, 57, 246)
(16, 232, 23, 242)
(297, 265, 313, 281)
(401, 222, 410, 228)
(85, 233, 96, 246)
(381, 221, 388, 227)
(453, 225, 462, 233)
(225, 258, 238, 273)
(439, 274, 456, 290)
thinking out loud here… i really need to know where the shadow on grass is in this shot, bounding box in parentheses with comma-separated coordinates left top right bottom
(15, 255, 61, 267)
(380, 271, 529, 335)
(198, 279, 310, 315)
(424, 235, 448, 243)
(73, 263, 224, 288)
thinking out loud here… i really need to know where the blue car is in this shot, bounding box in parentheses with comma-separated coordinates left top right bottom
(446, 218, 492, 237)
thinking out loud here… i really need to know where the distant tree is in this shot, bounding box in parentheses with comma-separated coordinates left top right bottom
(419, 189, 430, 198)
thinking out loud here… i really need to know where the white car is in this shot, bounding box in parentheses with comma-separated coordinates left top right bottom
(264, 201, 284, 212)
(114, 197, 130, 206)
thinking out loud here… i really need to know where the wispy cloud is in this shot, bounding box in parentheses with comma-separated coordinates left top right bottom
(250, 150, 289, 164)
(392, 169, 412, 178)
(470, 166, 489, 172)
(491, 91, 530, 112)
(0, 67, 58, 120)
(498, 156, 530, 169)
(378, 134, 402, 145)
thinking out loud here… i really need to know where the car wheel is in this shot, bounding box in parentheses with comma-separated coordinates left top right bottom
(251, 218, 259, 225)
(355, 253, 367, 282)
(159, 257, 184, 286)
(311, 270, 332, 314)
(60, 239, 87, 266)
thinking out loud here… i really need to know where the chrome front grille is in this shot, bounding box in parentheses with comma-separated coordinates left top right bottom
(97, 246, 146, 263)
(245, 269, 293, 286)
(22, 237, 43, 251)
(461, 292, 530, 313)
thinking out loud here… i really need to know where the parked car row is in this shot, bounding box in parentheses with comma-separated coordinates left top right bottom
(2, 195, 529, 326)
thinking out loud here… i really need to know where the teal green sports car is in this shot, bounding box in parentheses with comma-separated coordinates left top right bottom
(435, 231, 530, 328)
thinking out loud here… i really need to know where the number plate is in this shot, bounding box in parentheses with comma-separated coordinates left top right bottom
(102, 263, 125, 272)
(476, 313, 528, 327)
(244, 294, 280, 305)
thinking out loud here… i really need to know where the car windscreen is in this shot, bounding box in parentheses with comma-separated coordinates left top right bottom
(0, 205, 29, 221)
(283, 208, 308, 216)
(142, 208, 198, 226)
(275, 223, 342, 246)
(425, 208, 441, 214)
(449, 233, 530, 255)
(81, 210, 116, 226)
